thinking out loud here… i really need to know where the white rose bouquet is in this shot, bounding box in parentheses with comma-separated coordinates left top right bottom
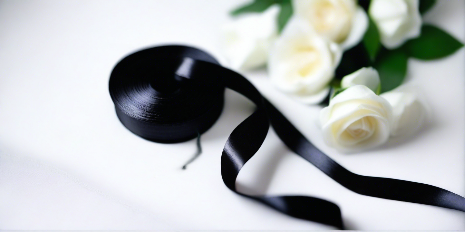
(223, 0, 463, 152)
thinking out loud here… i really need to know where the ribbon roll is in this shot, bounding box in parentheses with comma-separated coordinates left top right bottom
(109, 45, 465, 229)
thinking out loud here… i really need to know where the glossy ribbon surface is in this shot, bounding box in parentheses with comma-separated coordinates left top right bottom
(109, 45, 465, 229)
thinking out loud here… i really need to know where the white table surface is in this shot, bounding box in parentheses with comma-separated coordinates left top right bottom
(0, 0, 464, 230)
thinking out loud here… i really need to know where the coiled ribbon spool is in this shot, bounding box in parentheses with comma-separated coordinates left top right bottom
(109, 45, 465, 229)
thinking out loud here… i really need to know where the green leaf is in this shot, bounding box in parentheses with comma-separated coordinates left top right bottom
(363, 17, 381, 61)
(330, 88, 348, 99)
(402, 25, 464, 60)
(419, 0, 436, 14)
(329, 78, 341, 89)
(230, 0, 276, 16)
(335, 43, 373, 78)
(277, 0, 293, 33)
(374, 49, 408, 93)
(230, 0, 293, 34)
(375, 84, 381, 95)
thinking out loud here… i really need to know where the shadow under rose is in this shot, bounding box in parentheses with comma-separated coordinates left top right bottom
(380, 119, 439, 151)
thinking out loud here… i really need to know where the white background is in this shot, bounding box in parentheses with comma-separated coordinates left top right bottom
(0, 0, 464, 230)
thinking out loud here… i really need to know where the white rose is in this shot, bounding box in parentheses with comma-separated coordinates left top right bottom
(320, 85, 392, 152)
(369, 0, 422, 49)
(293, 0, 369, 50)
(221, 5, 279, 70)
(380, 85, 429, 137)
(341, 67, 380, 93)
(268, 17, 342, 104)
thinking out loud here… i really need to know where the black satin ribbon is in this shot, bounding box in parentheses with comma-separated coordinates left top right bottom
(109, 45, 465, 229)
